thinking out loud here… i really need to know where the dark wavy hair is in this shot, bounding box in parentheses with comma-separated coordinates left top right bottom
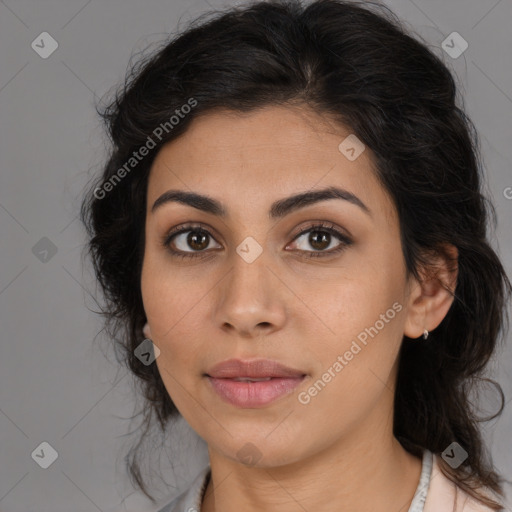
(80, 0, 512, 508)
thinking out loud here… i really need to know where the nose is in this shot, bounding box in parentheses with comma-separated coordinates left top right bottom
(213, 254, 287, 339)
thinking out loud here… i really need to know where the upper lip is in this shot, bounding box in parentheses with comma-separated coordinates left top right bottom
(206, 358, 306, 379)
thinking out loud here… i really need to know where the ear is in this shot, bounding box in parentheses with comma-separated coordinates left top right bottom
(143, 322, 152, 339)
(403, 244, 458, 339)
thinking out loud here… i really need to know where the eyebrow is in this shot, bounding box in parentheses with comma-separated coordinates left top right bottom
(151, 186, 371, 219)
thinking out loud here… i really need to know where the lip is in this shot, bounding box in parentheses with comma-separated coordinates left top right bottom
(206, 358, 306, 379)
(205, 358, 307, 408)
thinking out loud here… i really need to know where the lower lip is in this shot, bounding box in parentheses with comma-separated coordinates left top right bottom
(206, 376, 305, 408)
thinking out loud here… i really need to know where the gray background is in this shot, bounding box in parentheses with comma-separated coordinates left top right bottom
(0, 0, 511, 511)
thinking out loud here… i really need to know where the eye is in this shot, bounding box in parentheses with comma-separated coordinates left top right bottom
(162, 223, 221, 259)
(287, 222, 353, 258)
(162, 221, 352, 260)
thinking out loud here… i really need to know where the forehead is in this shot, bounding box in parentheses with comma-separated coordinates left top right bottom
(147, 105, 395, 222)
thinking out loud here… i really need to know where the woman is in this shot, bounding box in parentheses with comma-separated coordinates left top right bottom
(80, 1, 511, 511)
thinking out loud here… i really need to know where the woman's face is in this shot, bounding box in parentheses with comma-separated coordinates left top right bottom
(141, 105, 423, 467)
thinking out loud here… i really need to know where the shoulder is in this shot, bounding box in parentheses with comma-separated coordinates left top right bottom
(424, 454, 502, 512)
(156, 466, 211, 512)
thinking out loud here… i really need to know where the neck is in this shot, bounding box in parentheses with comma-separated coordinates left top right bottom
(201, 415, 422, 512)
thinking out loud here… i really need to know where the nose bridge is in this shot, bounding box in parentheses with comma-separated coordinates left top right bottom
(225, 243, 271, 308)
(214, 241, 286, 335)
(227, 216, 271, 286)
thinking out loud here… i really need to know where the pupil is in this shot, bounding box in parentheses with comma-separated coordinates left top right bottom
(188, 230, 208, 250)
(310, 231, 330, 250)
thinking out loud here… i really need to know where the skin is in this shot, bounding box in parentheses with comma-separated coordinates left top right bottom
(140, 105, 458, 512)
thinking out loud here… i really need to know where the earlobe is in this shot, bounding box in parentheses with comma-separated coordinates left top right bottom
(403, 244, 458, 340)
(143, 322, 152, 339)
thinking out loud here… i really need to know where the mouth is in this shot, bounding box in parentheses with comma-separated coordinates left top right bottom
(230, 377, 273, 382)
(205, 375, 306, 408)
(204, 358, 307, 408)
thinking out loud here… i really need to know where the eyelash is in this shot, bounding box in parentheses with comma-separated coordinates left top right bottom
(161, 221, 353, 260)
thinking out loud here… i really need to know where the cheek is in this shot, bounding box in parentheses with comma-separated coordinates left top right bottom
(140, 254, 211, 375)
(141, 250, 195, 332)
(303, 260, 402, 332)
(294, 283, 404, 430)
(297, 258, 406, 384)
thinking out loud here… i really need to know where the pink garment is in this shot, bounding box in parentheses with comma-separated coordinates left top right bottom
(424, 455, 501, 512)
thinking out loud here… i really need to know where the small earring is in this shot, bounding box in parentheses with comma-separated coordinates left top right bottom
(143, 322, 151, 339)
(423, 329, 429, 340)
